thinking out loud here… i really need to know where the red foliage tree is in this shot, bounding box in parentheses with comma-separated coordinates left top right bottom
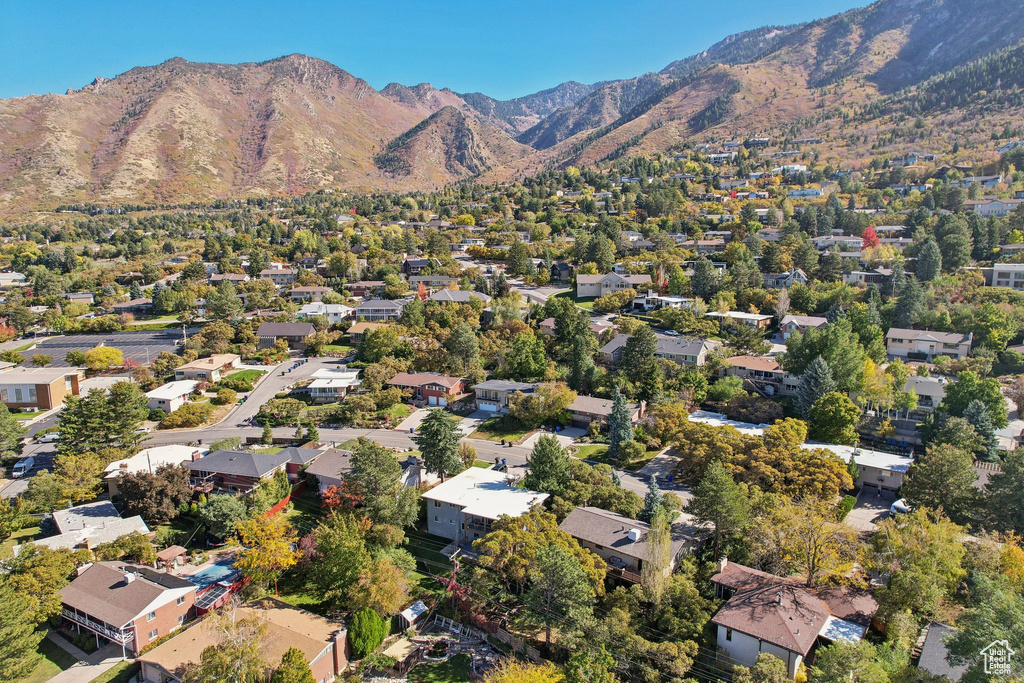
(417, 281, 428, 302)
(862, 225, 880, 249)
(321, 481, 363, 512)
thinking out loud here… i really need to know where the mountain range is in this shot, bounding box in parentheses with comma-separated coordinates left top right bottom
(1, 0, 1023, 215)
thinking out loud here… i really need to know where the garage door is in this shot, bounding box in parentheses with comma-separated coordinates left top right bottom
(479, 403, 497, 412)
(428, 396, 447, 406)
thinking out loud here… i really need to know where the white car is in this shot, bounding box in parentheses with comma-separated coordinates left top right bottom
(135, 427, 151, 435)
(889, 498, 912, 514)
(663, 330, 680, 337)
(36, 432, 60, 443)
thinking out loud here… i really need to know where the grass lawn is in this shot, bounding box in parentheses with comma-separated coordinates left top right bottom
(575, 444, 661, 470)
(252, 446, 284, 454)
(472, 460, 493, 468)
(553, 290, 597, 310)
(470, 416, 532, 443)
(14, 409, 48, 420)
(16, 637, 78, 683)
(323, 343, 354, 354)
(381, 403, 412, 420)
(408, 653, 472, 683)
(89, 661, 140, 683)
(225, 369, 266, 383)
(153, 516, 203, 550)
(275, 569, 330, 615)
(1, 524, 41, 559)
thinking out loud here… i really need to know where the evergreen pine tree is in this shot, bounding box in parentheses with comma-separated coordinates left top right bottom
(262, 423, 273, 445)
(305, 421, 319, 444)
(524, 435, 571, 495)
(894, 277, 924, 328)
(825, 302, 846, 323)
(796, 356, 837, 417)
(691, 257, 719, 299)
(413, 409, 462, 480)
(964, 399, 999, 462)
(608, 386, 634, 458)
(640, 475, 663, 523)
(567, 335, 595, 393)
(916, 240, 942, 283)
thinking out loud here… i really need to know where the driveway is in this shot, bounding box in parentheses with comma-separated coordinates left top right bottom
(45, 634, 127, 683)
(395, 407, 431, 433)
(455, 410, 490, 437)
(846, 489, 896, 531)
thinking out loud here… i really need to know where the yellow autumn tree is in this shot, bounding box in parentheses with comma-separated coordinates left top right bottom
(234, 515, 298, 594)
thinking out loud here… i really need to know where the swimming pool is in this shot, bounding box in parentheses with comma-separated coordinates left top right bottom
(187, 558, 240, 590)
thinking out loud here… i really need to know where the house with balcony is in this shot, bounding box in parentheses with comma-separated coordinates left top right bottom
(470, 380, 538, 414)
(885, 328, 972, 360)
(297, 301, 354, 324)
(354, 298, 408, 322)
(138, 598, 348, 683)
(307, 368, 362, 403)
(984, 262, 1024, 290)
(842, 267, 892, 286)
(762, 269, 809, 290)
(802, 443, 913, 492)
(598, 333, 719, 367)
(104, 445, 205, 498)
(422, 467, 548, 547)
(559, 507, 704, 582)
(173, 354, 240, 382)
(429, 289, 491, 305)
(705, 311, 773, 331)
(259, 268, 298, 288)
(59, 562, 196, 658)
(631, 290, 694, 312)
(288, 286, 334, 302)
(722, 355, 799, 397)
(576, 272, 652, 298)
(347, 280, 385, 298)
(208, 272, 249, 285)
(777, 314, 828, 341)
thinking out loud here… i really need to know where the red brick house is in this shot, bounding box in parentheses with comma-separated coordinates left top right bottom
(387, 372, 468, 407)
(59, 562, 197, 657)
(186, 447, 322, 494)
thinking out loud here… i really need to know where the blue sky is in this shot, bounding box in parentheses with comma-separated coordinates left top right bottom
(0, 0, 867, 100)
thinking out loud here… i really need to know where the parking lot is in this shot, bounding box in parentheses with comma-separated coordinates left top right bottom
(19, 330, 190, 366)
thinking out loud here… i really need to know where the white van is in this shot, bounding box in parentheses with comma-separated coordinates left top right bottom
(12, 457, 34, 478)
(36, 432, 60, 443)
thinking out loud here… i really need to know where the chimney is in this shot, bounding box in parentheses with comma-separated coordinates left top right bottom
(332, 628, 349, 674)
(776, 591, 783, 605)
(124, 572, 136, 585)
(718, 556, 728, 573)
(191, 450, 202, 461)
(627, 528, 642, 542)
(76, 562, 94, 577)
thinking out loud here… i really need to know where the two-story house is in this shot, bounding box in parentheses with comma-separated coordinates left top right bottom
(401, 257, 441, 276)
(777, 314, 828, 341)
(885, 328, 972, 360)
(576, 272, 653, 298)
(470, 380, 538, 414)
(288, 286, 334, 302)
(353, 298, 408, 322)
(387, 372, 469, 406)
(598, 334, 719, 368)
(259, 268, 298, 288)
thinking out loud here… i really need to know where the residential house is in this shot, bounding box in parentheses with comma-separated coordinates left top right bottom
(104, 445, 205, 498)
(470, 380, 538, 414)
(401, 257, 441, 276)
(762, 269, 809, 290)
(112, 298, 154, 315)
(31, 501, 150, 552)
(0, 271, 28, 288)
(885, 328, 972, 360)
(560, 507, 704, 582)
(722, 356, 799, 397)
(429, 289, 491, 305)
(347, 322, 387, 344)
(307, 368, 362, 404)
(982, 262, 1024, 290)
(346, 280, 385, 298)
(60, 562, 196, 658)
(788, 188, 823, 198)
(288, 286, 334, 302)
(777, 314, 828, 340)
(256, 322, 316, 349)
(576, 272, 653, 298)
(705, 311, 773, 330)
(138, 598, 348, 683)
(297, 302, 354, 324)
(145, 380, 199, 413)
(63, 292, 95, 304)
(676, 239, 727, 254)
(538, 318, 614, 338)
(689, 410, 772, 436)
(631, 290, 694, 312)
(711, 559, 877, 678)
(305, 449, 437, 493)
(811, 235, 862, 251)
(408, 275, 460, 290)
(550, 262, 574, 281)
(354, 298, 407, 322)
(208, 273, 249, 285)
(187, 447, 323, 494)
(567, 394, 644, 429)
(803, 442, 913, 491)
(952, 174, 1003, 188)
(842, 267, 893, 286)
(173, 354, 240, 382)
(904, 375, 947, 414)
(387, 372, 469, 406)
(0, 367, 82, 410)
(259, 268, 298, 288)
(598, 333, 719, 368)
(422, 467, 548, 545)
(964, 197, 1024, 218)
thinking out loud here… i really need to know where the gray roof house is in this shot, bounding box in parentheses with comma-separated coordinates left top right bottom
(470, 380, 538, 414)
(354, 298, 408, 322)
(187, 448, 322, 494)
(256, 322, 316, 349)
(598, 333, 719, 367)
(429, 289, 491, 305)
(916, 622, 967, 681)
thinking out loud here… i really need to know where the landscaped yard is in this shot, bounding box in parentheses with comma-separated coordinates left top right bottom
(408, 653, 472, 683)
(323, 343, 354, 354)
(470, 416, 532, 443)
(224, 369, 266, 384)
(472, 460, 493, 468)
(553, 290, 597, 310)
(1, 523, 41, 559)
(575, 443, 662, 470)
(89, 661, 140, 683)
(13, 409, 48, 420)
(381, 403, 412, 420)
(252, 446, 284, 454)
(15, 637, 77, 683)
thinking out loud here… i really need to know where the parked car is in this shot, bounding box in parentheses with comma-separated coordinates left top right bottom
(37, 432, 60, 443)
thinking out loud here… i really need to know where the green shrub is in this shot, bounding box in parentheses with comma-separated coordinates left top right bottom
(836, 495, 857, 521)
(161, 403, 214, 429)
(349, 608, 389, 659)
(149, 407, 167, 422)
(217, 378, 254, 392)
(213, 388, 237, 405)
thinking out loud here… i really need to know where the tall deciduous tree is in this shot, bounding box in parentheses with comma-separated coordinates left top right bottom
(808, 392, 861, 445)
(413, 409, 462, 481)
(270, 647, 316, 683)
(986, 447, 1024, 536)
(182, 606, 268, 683)
(115, 464, 192, 525)
(234, 515, 299, 594)
(903, 444, 978, 523)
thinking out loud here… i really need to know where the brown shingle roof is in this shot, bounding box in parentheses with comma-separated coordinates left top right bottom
(712, 582, 830, 655)
(60, 562, 195, 627)
(387, 372, 465, 390)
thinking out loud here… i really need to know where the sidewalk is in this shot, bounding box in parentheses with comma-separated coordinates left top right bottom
(45, 632, 128, 683)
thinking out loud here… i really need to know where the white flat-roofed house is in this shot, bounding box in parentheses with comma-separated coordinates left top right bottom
(706, 310, 773, 330)
(145, 380, 199, 413)
(688, 410, 771, 437)
(987, 263, 1024, 291)
(29, 501, 150, 553)
(885, 328, 972, 360)
(421, 468, 548, 546)
(307, 369, 361, 403)
(631, 290, 694, 312)
(576, 272, 653, 298)
(103, 445, 206, 497)
(801, 442, 912, 492)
